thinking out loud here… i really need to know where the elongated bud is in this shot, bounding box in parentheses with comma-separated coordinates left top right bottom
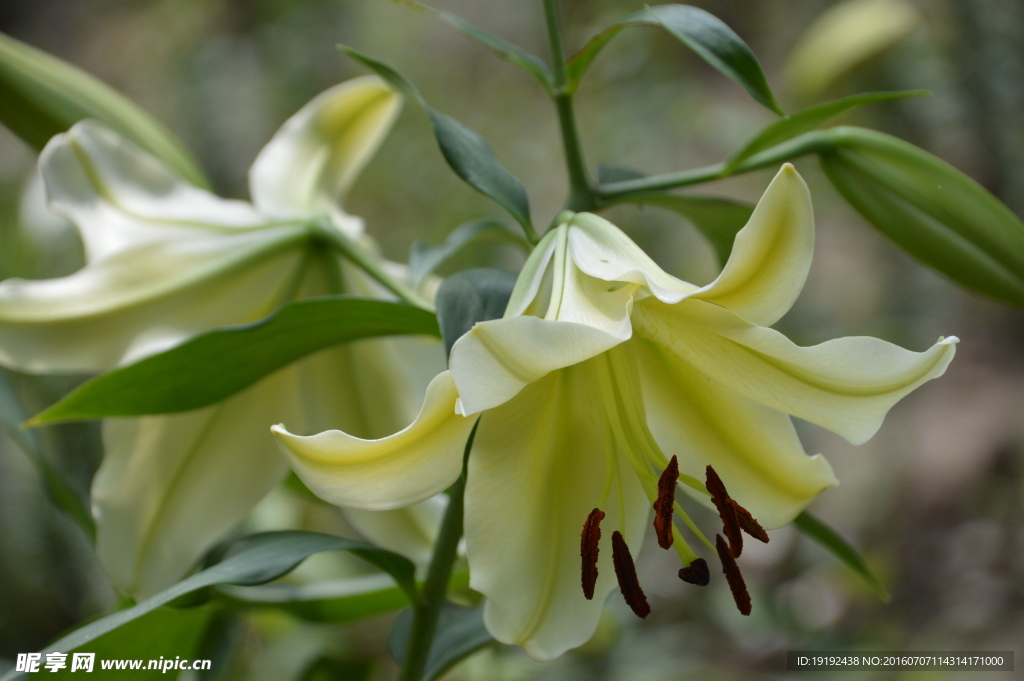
(716, 534, 751, 616)
(580, 508, 605, 600)
(653, 455, 679, 549)
(819, 126, 1024, 307)
(611, 531, 650, 619)
(706, 465, 743, 557)
(678, 558, 710, 586)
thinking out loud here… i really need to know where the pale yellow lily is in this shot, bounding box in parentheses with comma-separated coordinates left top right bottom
(273, 164, 957, 659)
(0, 76, 446, 597)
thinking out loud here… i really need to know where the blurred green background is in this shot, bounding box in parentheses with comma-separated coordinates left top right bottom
(1, 0, 1022, 678)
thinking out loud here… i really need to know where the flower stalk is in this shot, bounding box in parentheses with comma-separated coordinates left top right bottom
(398, 419, 479, 681)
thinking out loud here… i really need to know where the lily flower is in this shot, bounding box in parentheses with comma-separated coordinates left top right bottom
(0, 76, 446, 597)
(273, 164, 958, 660)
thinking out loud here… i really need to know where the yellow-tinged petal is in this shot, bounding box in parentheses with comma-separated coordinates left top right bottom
(632, 297, 958, 444)
(449, 317, 625, 416)
(249, 76, 402, 237)
(272, 371, 473, 510)
(94, 366, 303, 598)
(40, 121, 267, 262)
(633, 338, 837, 529)
(344, 496, 447, 566)
(465, 362, 649, 661)
(690, 164, 815, 326)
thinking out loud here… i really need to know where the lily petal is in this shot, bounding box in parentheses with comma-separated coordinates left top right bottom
(40, 121, 266, 262)
(0, 227, 305, 372)
(568, 213, 698, 303)
(344, 496, 447, 566)
(691, 164, 815, 326)
(93, 367, 303, 598)
(632, 298, 958, 444)
(466, 361, 650, 661)
(272, 371, 473, 510)
(633, 338, 837, 529)
(449, 317, 626, 416)
(249, 76, 402, 236)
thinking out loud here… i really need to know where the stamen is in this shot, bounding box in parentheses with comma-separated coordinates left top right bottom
(580, 508, 605, 600)
(715, 534, 752, 616)
(729, 499, 770, 544)
(677, 557, 710, 586)
(611, 530, 651, 619)
(706, 465, 743, 557)
(653, 455, 679, 549)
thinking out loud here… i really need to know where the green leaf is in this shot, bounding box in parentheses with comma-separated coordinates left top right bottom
(435, 268, 518, 357)
(389, 603, 493, 681)
(0, 31, 209, 188)
(0, 369, 95, 540)
(726, 90, 928, 171)
(818, 126, 1024, 307)
(393, 0, 553, 90)
(339, 46, 533, 232)
(409, 220, 528, 286)
(566, 4, 783, 113)
(30, 296, 439, 424)
(46, 607, 211, 679)
(794, 512, 890, 602)
(0, 531, 419, 681)
(193, 610, 243, 681)
(218, 570, 471, 624)
(609, 192, 755, 265)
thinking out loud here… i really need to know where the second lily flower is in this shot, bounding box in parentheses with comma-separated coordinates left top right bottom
(274, 165, 957, 660)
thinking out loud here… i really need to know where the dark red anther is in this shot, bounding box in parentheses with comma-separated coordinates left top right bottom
(729, 499, 769, 544)
(706, 465, 743, 557)
(653, 455, 679, 549)
(611, 530, 651, 619)
(715, 534, 752, 616)
(580, 508, 605, 600)
(677, 557, 710, 586)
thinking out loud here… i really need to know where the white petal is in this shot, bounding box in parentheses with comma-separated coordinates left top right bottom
(632, 298, 958, 444)
(272, 371, 473, 510)
(93, 367, 304, 598)
(344, 496, 447, 566)
(691, 164, 815, 326)
(465, 362, 649, 661)
(249, 76, 401, 236)
(0, 227, 305, 372)
(568, 212, 698, 303)
(633, 338, 837, 529)
(40, 121, 265, 262)
(504, 226, 559, 318)
(449, 317, 625, 415)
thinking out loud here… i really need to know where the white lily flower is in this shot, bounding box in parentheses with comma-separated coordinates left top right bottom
(273, 164, 958, 660)
(0, 76, 446, 597)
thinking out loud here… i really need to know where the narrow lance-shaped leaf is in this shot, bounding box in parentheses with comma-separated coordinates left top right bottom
(30, 296, 440, 425)
(389, 603, 493, 681)
(435, 268, 519, 358)
(409, 219, 528, 287)
(218, 570, 471, 624)
(726, 90, 928, 170)
(0, 369, 95, 540)
(566, 4, 783, 114)
(818, 126, 1024, 307)
(0, 31, 209, 188)
(0, 531, 419, 681)
(393, 0, 553, 90)
(794, 512, 890, 602)
(339, 46, 533, 233)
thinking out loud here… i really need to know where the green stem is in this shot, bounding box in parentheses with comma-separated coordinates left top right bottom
(542, 0, 595, 212)
(311, 219, 434, 310)
(398, 420, 479, 681)
(594, 130, 837, 199)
